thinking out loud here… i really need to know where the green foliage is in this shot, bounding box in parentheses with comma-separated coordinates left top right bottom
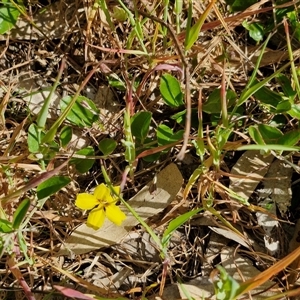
(157, 124, 184, 146)
(277, 74, 297, 101)
(213, 266, 241, 300)
(203, 89, 236, 114)
(112, 6, 127, 22)
(287, 11, 300, 41)
(160, 74, 184, 108)
(12, 199, 30, 229)
(242, 20, 265, 42)
(122, 110, 135, 175)
(131, 111, 152, 143)
(0, 0, 23, 34)
(59, 126, 73, 148)
(225, 0, 256, 12)
(60, 95, 99, 127)
(161, 208, 202, 248)
(27, 123, 41, 154)
(249, 124, 300, 147)
(0, 219, 13, 233)
(98, 138, 117, 156)
(208, 126, 233, 168)
(70, 147, 95, 173)
(37, 176, 71, 199)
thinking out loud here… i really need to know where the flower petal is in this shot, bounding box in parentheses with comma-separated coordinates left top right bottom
(105, 204, 126, 226)
(75, 193, 99, 210)
(86, 207, 106, 230)
(105, 186, 121, 203)
(94, 183, 110, 202)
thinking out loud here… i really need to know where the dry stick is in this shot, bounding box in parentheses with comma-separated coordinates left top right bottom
(135, 9, 191, 160)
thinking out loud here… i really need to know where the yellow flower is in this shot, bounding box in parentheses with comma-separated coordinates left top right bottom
(75, 183, 126, 230)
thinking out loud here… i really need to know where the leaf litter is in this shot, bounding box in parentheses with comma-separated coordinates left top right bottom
(1, 0, 300, 299)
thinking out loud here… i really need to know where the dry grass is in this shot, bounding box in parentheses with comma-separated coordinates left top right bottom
(1, 0, 300, 299)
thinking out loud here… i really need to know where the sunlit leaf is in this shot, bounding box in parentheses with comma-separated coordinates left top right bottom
(37, 176, 71, 199)
(0, 0, 21, 34)
(12, 199, 30, 229)
(160, 74, 184, 108)
(60, 96, 99, 127)
(157, 124, 183, 145)
(98, 138, 117, 156)
(161, 208, 202, 247)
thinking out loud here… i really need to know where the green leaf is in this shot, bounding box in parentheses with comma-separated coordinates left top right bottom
(185, 15, 205, 50)
(185, 0, 214, 50)
(226, 0, 256, 12)
(287, 11, 300, 42)
(277, 73, 297, 100)
(203, 89, 236, 114)
(277, 129, 300, 146)
(157, 124, 183, 145)
(28, 124, 41, 153)
(137, 138, 160, 162)
(12, 198, 30, 229)
(288, 104, 300, 119)
(275, 100, 291, 113)
(237, 63, 291, 107)
(60, 126, 72, 148)
(18, 231, 34, 265)
(161, 208, 202, 247)
(214, 266, 241, 300)
(238, 144, 300, 151)
(0, 0, 21, 34)
(253, 84, 283, 107)
(112, 6, 127, 22)
(249, 124, 283, 145)
(131, 111, 152, 143)
(171, 108, 199, 128)
(257, 124, 283, 143)
(37, 176, 71, 199)
(0, 219, 13, 233)
(249, 126, 266, 145)
(98, 138, 117, 156)
(160, 74, 184, 108)
(242, 20, 264, 42)
(60, 96, 99, 127)
(70, 146, 95, 173)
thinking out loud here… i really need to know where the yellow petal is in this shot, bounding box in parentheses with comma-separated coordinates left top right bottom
(75, 193, 99, 210)
(105, 204, 126, 226)
(86, 207, 106, 230)
(112, 185, 120, 197)
(106, 185, 121, 203)
(94, 183, 110, 201)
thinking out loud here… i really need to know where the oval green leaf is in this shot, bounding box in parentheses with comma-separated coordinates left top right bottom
(37, 176, 71, 200)
(157, 124, 184, 145)
(277, 129, 300, 146)
(70, 147, 95, 173)
(98, 138, 117, 156)
(257, 124, 283, 144)
(160, 74, 184, 108)
(60, 126, 72, 148)
(131, 111, 152, 143)
(28, 124, 41, 153)
(12, 198, 30, 229)
(60, 96, 99, 127)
